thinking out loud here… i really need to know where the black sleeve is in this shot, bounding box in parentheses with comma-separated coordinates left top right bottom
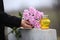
(0, 11, 22, 28)
(0, 0, 21, 28)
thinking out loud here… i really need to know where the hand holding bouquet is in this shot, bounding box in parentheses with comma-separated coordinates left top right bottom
(22, 7, 44, 28)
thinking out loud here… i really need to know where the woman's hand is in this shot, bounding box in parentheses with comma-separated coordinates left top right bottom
(21, 20, 33, 29)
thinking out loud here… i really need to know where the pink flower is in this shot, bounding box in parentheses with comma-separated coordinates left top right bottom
(29, 16, 35, 25)
(22, 7, 44, 28)
(29, 17, 40, 28)
(34, 22, 40, 28)
(36, 11, 44, 20)
(33, 10, 43, 21)
(29, 7, 36, 15)
(23, 9, 29, 20)
(40, 12, 44, 17)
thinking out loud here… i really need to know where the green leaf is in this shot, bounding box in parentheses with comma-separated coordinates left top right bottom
(19, 12, 22, 18)
(15, 29, 21, 40)
(8, 30, 14, 35)
(8, 27, 17, 35)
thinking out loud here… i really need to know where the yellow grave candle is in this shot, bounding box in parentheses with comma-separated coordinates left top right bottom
(40, 15, 50, 30)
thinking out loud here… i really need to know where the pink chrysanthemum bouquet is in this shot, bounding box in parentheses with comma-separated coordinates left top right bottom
(23, 7, 44, 28)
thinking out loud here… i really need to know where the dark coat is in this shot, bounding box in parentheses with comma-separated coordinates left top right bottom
(0, 0, 21, 40)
